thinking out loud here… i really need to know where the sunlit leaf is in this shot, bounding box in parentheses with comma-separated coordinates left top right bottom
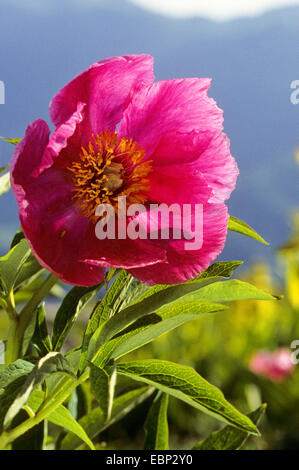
(116, 360, 259, 435)
(144, 392, 169, 450)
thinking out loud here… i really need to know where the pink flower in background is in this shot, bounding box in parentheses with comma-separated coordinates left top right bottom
(249, 348, 295, 382)
(10, 54, 238, 286)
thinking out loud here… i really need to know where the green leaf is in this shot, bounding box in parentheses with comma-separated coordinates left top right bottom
(228, 216, 269, 245)
(193, 404, 267, 450)
(14, 255, 43, 291)
(49, 405, 95, 450)
(0, 172, 10, 196)
(60, 386, 154, 450)
(4, 352, 75, 428)
(197, 260, 243, 279)
(11, 411, 45, 450)
(144, 392, 169, 450)
(52, 284, 101, 351)
(105, 268, 121, 288)
(31, 304, 52, 355)
(91, 302, 227, 367)
(0, 359, 34, 388)
(177, 280, 276, 303)
(92, 265, 241, 350)
(10, 228, 25, 248)
(0, 165, 9, 176)
(0, 239, 31, 294)
(89, 363, 117, 422)
(79, 270, 133, 371)
(27, 390, 95, 450)
(116, 360, 259, 435)
(0, 137, 22, 145)
(0, 342, 5, 365)
(21, 309, 39, 356)
(0, 378, 30, 432)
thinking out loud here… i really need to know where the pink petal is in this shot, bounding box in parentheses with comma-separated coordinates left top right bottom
(118, 78, 223, 158)
(127, 203, 229, 285)
(147, 163, 212, 205)
(33, 102, 86, 177)
(11, 120, 106, 286)
(50, 54, 154, 138)
(149, 130, 239, 204)
(81, 223, 167, 270)
(193, 132, 239, 203)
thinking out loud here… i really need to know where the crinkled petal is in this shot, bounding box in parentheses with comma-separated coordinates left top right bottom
(118, 78, 223, 157)
(81, 222, 166, 270)
(127, 203, 229, 285)
(147, 163, 212, 205)
(33, 102, 86, 177)
(10, 120, 105, 286)
(148, 130, 239, 204)
(50, 54, 154, 138)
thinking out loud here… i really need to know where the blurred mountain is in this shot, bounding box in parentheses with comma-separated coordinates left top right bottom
(0, 0, 299, 267)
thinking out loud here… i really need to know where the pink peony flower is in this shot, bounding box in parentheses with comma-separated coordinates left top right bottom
(10, 54, 238, 286)
(249, 348, 295, 382)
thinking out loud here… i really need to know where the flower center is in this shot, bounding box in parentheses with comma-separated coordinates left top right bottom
(68, 130, 152, 222)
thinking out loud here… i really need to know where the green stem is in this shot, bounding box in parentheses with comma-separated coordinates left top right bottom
(0, 372, 88, 450)
(5, 273, 58, 364)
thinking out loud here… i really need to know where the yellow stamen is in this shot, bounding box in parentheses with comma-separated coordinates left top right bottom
(68, 130, 152, 222)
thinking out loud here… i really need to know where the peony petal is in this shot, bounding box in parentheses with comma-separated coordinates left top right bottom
(150, 130, 238, 204)
(118, 78, 223, 158)
(81, 222, 167, 270)
(11, 120, 105, 286)
(192, 132, 239, 204)
(33, 102, 86, 177)
(147, 163, 212, 205)
(50, 54, 154, 138)
(127, 204, 229, 285)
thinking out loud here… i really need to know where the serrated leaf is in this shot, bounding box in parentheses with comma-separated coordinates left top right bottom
(91, 302, 227, 367)
(60, 386, 154, 450)
(90, 363, 116, 422)
(4, 352, 75, 428)
(52, 284, 101, 351)
(193, 404, 267, 450)
(144, 392, 169, 450)
(228, 216, 269, 245)
(0, 238, 31, 294)
(27, 390, 95, 450)
(79, 271, 133, 371)
(116, 360, 259, 435)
